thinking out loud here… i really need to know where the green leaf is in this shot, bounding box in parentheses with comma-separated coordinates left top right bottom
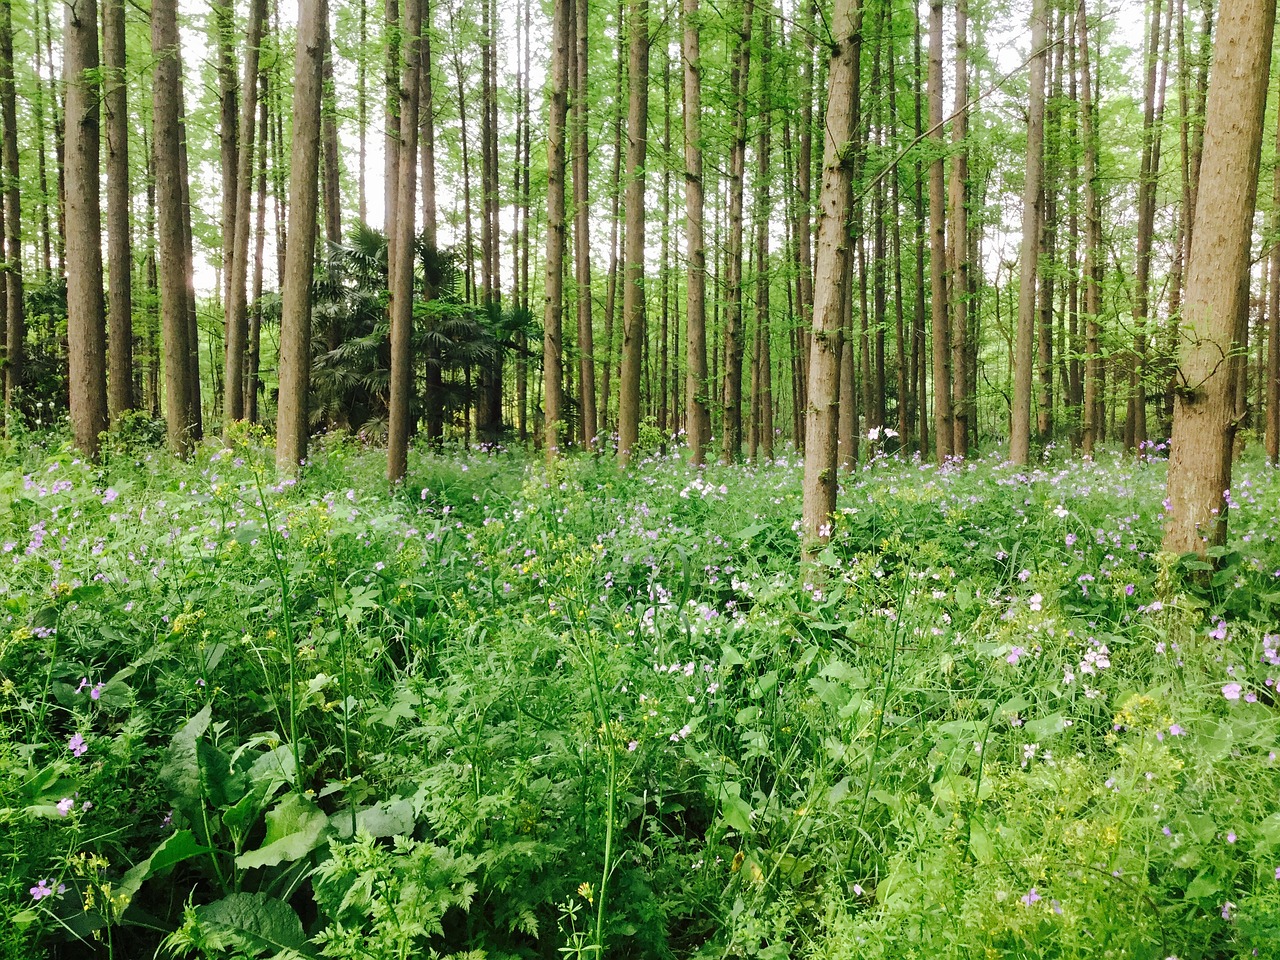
(156, 705, 213, 802)
(720, 793, 753, 834)
(331, 798, 416, 839)
(117, 830, 212, 907)
(1022, 713, 1066, 740)
(194, 893, 311, 957)
(236, 792, 330, 870)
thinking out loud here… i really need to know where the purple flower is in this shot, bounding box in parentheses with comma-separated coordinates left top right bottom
(29, 879, 53, 900)
(1007, 646, 1026, 665)
(1227, 831, 1237, 844)
(56, 797, 74, 817)
(1125, 584, 1135, 597)
(1169, 723, 1184, 736)
(68, 733, 86, 758)
(1021, 888, 1042, 906)
(1222, 900, 1235, 920)
(1223, 683, 1243, 701)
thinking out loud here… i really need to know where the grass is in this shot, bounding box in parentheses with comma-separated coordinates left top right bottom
(2, 428, 1279, 959)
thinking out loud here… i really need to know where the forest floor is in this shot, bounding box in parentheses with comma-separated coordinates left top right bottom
(3, 430, 1280, 960)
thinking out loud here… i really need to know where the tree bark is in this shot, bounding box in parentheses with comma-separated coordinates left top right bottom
(1010, 0, 1049, 464)
(224, 0, 268, 427)
(276, 0, 327, 472)
(542, 0, 570, 458)
(1079, 0, 1103, 457)
(1163, 0, 1274, 555)
(682, 0, 710, 463)
(801, 0, 860, 557)
(65, 0, 108, 457)
(750, 6, 773, 461)
(0, 0, 22, 421)
(616, 0, 650, 465)
(387, 0, 422, 483)
(103, 0, 131, 421)
(1268, 75, 1280, 466)
(571, 0, 597, 448)
(927, 0, 952, 462)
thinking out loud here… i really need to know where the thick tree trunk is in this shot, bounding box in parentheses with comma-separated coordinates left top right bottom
(542, 0, 570, 457)
(65, 0, 108, 457)
(384, 0, 400, 239)
(616, 0, 650, 465)
(388, 0, 423, 483)
(801, 0, 860, 557)
(682, 0, 710, 464)
(1164, 0, 1274, 555)
(276, 0, 327, 472)
(1010, 0, 1049, 464)
(1269, 83, 1280, 466)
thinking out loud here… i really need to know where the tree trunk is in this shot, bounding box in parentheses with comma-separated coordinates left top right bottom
(276, 0, 327, 472)
(321, 14, 343, 247)
(1010, 0, 1049, 464)
(927, 0, 952, 462)
(65, 0, 109, 457)
(0, 0, 22, 421)
(215, 0, 239, 361)
(751, 6, 773, 461)
(615, 0, 650, 465)
(1268, 78, 1280, 466)
(683, 0, 710, 464)
(384, 0, 400, 239)
(801, 0, 860, 556)
(102, 0, 131, 421)
(1164, 0, 1274, 555)
(1079, 0, 1103, 457)
(247, 78, 269, 424)
(720, 0, 755, 464)
(542, 0, 570, 457)
(388, 0, 423, 483)
(224, 0, 268, 427)
(571, 0, 597, 448)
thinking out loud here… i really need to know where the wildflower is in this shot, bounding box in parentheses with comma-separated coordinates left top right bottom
(1125, 584, 1135, 597)
(1007, 646, 1025, 665)
(1029, 593, 1043, 612)
(1222, 901, 1235, 920)
(68, 733, 86, 758)
(853, 883, 865, 896)
(1222, 683, 1243, 701)
(578, 882, 594, 904)
(1226, 831, 1237, 844)
(1021, 888, 1041, 906)
(29, 879, 63, 900)
(1168, 723, 1184, 736)
(627, 740, 638, 752)
(1053, 505, 1068, 518)
(56, 797, 74, 817)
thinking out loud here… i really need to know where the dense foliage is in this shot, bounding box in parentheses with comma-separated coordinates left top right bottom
(2, 431, 1280, 958)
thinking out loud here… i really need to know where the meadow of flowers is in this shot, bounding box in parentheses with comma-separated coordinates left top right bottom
(2, 429, 1279, 959)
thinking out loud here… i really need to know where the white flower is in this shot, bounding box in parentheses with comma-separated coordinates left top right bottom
(868, 427, 881, 441)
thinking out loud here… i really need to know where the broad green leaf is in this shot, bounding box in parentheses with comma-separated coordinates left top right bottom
(117, 830, 212, 906)
(194, 893, 310, 957)
(236, 792, 330, 870)
(331, 798, 416, 839)
(156, 705, 213, 802)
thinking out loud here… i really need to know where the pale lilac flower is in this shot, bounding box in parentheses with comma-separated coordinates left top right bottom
(1021, 888, 1041, 906)
(1007, 646, 1025, 665)
(56, 797, 74, 817)
(1227, 831, 1237, 844)
(1222, 900, 1235, 920)
(30, 879, 54, 900)
(1222, 683, 1243, 701)
(68, 733, 86, 758)
(1169, 723, 1184, 736)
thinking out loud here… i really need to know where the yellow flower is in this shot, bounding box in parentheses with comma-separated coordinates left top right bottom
(577, 882, 594, 904)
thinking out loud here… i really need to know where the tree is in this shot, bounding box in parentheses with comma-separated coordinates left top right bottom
(542, 0, 570, 458)
(801, 0, 860, 556)
(1163, 0, 1274, 555)
(276, 0, 328, 472)
(387, 0, 423, 483)
(65, 0, 108, 457)
(949, 0, 970, 457)
(0, 0, 21, 423)
(571, 0, 597, 449)
(615, 0, 650, 465)
(1010, 0, 1049, 465)
(682, 0, 710, 464)
(224, 0, 268, 427)
(927, 0, 952, 463)
(103, 0, 131, 421)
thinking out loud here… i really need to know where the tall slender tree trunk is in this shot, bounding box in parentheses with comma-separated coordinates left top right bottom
(1037, 10, 1063, 442)
(321, 15, 343, 247)
(388, 0, 423, 482)
(683, 0, 710, 463)
(801, 0, 860, 556)
(0, 0, 22, 421)
(1079, 0, 1103, 457)
(276, 0, 327, 472)
(153, 0, 192, 454)
(215, 0, 239, 350)
(750, 6, 773, 461)
(103, 0, 131, 421)
(65, 0, 108, 457)
(720, 0, 755, 463)
(542, 0, 570, 457)
(927, 0, 952, 462)
(384, 0, 400, 239)
(571, 0, 597, 447)
(225, 0, 268, 427)
(945, 0, 969, 456)
(616, 0, 650, 465)
(178, 123, 203, 439)
(1011, 0, 1049, 464)
(1164, 0, 1274, 555)
(247, 80, 269, 423)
